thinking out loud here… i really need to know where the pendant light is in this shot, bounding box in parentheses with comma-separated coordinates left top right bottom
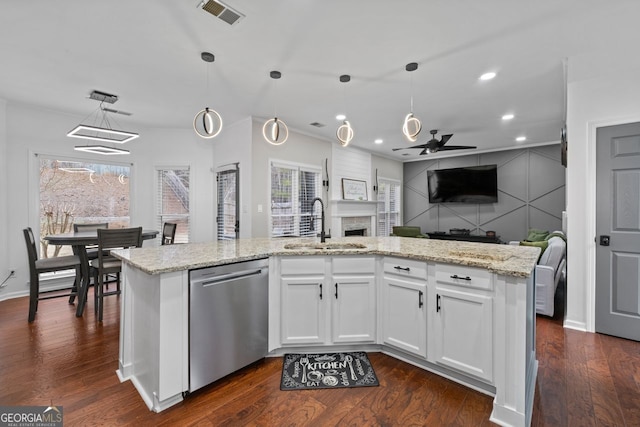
(70, 99, 136, 155)
(402, 62, 422, 142)
(263, 70, 289, 145)
(336, 74, 354, 147)
(193, 52, 223, 139)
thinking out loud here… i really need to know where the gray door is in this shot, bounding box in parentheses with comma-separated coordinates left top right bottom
(595, 122, 640, 341)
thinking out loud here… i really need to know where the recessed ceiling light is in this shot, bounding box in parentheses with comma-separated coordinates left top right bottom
(374, 139, 383, 144)
(479, 72, 497, 81)
(502, 114, 514, 120)
(336, 114, 346, 121)
(516, 136, 526, 142)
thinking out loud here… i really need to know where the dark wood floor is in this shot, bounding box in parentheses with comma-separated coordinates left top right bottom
(1, 283, 639, 426)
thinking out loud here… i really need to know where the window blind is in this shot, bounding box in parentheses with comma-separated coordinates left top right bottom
(217, 168, 238, 240)
(376, 178, 401, 236)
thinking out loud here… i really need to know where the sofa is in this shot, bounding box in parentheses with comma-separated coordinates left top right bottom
(391, 226, 428, 238)
(510, 230, 566, 317)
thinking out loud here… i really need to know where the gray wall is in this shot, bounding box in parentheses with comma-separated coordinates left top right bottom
(403, 144, 565, 243)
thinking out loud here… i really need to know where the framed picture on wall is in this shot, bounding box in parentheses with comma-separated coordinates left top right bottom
(342, 178, 368, 200)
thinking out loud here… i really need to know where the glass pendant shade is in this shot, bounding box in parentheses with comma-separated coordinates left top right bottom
(262, 117, 289, 145)
(336, 120, 354, 147)
(193, 107, 223, 139)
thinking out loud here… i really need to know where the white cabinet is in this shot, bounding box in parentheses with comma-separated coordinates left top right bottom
(332, 257, 376, 343)
(279, 256, 326, 345)
(429, 263, 493, 382)
(279, 255, 376, 346)
(281, 276, 326, 344)
(381, 257, 428, 359)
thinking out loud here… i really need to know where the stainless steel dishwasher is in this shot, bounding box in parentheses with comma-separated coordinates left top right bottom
(189, 258, 269, 393)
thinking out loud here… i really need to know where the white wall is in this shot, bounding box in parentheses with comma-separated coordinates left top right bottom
(565, 52, 640, 331)
(1, 101, 217, 300)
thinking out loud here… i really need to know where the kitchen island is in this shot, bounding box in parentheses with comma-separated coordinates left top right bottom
(112, 236, 539, 427)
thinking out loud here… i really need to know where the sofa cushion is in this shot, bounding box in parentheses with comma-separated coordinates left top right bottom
(526, 228, 549, 242)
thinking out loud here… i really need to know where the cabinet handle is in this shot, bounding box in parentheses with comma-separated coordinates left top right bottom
(418, 290, 423, 308)
(319, 283, 323, 300)
(394, 266, 410, 272)
(335, 282, 339, 299)
(436, 294, 441, 312)
(450, 274, 472, 281)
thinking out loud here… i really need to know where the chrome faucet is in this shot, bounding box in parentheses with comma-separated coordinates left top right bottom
(311, 197, 326, 243)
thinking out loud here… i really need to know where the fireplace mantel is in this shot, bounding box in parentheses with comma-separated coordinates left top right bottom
(330, 199, 378, 217)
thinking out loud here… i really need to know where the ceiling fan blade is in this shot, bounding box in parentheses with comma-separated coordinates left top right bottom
(392, 143, 429, 151)
(438, 134, 453, 146)
(438, 145, 477, 151)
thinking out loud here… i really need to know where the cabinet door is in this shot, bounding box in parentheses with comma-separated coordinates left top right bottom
(332, 276, 376, 343)
(281, 277, 326, 345)
(432, 286, 493, 382)
(381, 276, 427, 358)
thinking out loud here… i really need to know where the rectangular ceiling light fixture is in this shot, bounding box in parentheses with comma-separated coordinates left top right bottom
(199, 0, 244, 25)
(89, 90, 118, 104)
(74, 145, 130, 155)
(67, 125, 139, 143)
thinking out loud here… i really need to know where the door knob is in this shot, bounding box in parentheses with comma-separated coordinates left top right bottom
(599, 235, 610, 246)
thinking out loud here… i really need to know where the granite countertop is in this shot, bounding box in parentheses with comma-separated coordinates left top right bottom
(111, 236, 540, 278)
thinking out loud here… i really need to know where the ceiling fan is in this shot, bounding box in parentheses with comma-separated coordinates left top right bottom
(392, 130, 476, 155)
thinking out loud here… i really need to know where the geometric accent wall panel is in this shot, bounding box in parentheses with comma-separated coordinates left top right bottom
(529, 150, 566, 201)
(403, 145, 565, 242)
(481, 206, 528, 242)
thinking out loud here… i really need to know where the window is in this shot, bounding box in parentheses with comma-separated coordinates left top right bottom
(157, 167, 190, 243)
(39, 156, 130, 257)
(377, 178, 401, 236)
(270, 161, 322, 237)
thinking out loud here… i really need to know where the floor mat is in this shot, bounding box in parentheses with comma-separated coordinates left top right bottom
(280, 352, 379, 390)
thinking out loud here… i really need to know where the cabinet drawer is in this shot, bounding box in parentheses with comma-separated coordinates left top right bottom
(384, 257, 427, 280)
(333, 256, 375, 274)
(280, 256, 325, 275)
(434, 263, 492, 291)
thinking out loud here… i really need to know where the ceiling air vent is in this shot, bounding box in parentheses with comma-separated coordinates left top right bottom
(309, 122, 326, 128)
(199, 0, 244, 26)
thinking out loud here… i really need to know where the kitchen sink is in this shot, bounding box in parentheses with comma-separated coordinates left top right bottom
(283, 242, 367, 251)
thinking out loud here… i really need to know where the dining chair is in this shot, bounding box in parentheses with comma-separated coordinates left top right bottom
(74, 222, 118, 289)
(89, 227, 142, 321)
(161, 222, 177, 245)
(23, 227, 82, 322)
(73, 222, 109, 260)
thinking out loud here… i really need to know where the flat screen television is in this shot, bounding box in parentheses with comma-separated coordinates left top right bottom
(427, 164, 498, 203)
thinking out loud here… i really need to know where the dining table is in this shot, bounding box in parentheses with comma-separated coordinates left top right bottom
(44, 229, 159, 317)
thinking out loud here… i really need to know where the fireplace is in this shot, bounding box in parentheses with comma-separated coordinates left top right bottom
(331, 199, 378, 237)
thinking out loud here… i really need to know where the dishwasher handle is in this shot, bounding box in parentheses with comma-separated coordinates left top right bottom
(199, 269, 264, 287)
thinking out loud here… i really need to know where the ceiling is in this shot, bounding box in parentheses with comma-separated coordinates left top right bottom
(1, 1, 638, 161)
